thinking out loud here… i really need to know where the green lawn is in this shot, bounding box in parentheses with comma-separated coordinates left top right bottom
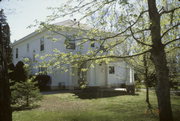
(13, 90, 180, 121)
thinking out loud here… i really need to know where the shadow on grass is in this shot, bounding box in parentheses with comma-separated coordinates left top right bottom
(73, 87, 138, 99)
(41, 90, 73, 95)
(12, 105, 40, 112)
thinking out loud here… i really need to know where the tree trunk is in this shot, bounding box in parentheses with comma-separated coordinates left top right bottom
(143, 54, 151, 109)
(147, 0, 173, 121)
(0, 23, 12, 121)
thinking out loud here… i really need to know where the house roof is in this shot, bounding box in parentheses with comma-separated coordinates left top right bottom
(12, 30, 41, 46)
(12, 19, 91, 46)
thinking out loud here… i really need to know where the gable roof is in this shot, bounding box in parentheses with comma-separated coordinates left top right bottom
(12, 20, 91, 46)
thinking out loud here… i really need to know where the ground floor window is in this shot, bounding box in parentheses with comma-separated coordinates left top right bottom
(38, 67, 47, 74)
(109, 66, 115, 74)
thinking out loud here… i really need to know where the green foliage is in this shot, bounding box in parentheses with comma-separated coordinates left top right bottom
(11, 78, 42, 107)
(79, 81, 88, 89)
(135, 81, 142, 92)
(14, 61, 27, 82)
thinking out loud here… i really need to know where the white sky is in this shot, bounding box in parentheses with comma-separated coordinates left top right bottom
(0, 0, 74, 42)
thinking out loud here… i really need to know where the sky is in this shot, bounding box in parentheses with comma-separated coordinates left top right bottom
(0, 0, 73, 43)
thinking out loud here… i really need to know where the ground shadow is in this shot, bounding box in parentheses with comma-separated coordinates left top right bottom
(41, 90, 74, 95)
(73, 87, 138, 99)
(12, 105, 40, 112)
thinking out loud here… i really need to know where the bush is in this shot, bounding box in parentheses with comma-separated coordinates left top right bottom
(34, 75, 51, 91)
(135, 82, 142, 92)
(14, 61, 27, 82)
(11, 78, 42, 107)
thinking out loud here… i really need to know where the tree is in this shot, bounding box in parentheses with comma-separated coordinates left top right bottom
(11, 78, 42, 108)
(37, 0, 179, 120)
(14, 61, 27, 82)
(0, 9, 12, 121)
(11, 59, 42, 108)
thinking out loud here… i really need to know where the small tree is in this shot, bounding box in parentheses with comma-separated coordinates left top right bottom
(11, 59, 42, 108)
(11, 78, 42, 108)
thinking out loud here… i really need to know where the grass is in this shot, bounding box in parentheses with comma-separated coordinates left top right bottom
(13, 90, 180, 121)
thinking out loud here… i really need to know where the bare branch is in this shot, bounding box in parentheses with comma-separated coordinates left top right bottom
(96, 10, 149, 41)
(60, 0, 116, 21)
(161, 23, 180, 38)
(166, 46, 180, 53)
(105, 39, 125, 52)
(160, 6, 180, 15)
(130, 27, 152, 47)
(78, 49, 150, 63)
(164, 37, 180, 46)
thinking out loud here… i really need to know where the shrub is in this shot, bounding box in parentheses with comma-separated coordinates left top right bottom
(14, 61, 27, 82)
(135, 82, 142, 92)
(34, 75, 51, 91)
(11, 78, 42, 107)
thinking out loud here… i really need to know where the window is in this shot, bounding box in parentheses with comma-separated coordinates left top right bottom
(65, 36, 76, 49)
(38, 66, 47, 74)
(66, 42, 76, 49)
(100, 45, 106, 52)
(109, 66, 115, 74)
(40, 37, 44, 51)
(27, 43, 29, 52)
(33, 50, 36, 61)
(90, 43, 95, 47)
(15, 48, 18, 58)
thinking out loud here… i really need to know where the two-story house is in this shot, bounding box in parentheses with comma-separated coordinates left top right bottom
(12, 20, 134, 90)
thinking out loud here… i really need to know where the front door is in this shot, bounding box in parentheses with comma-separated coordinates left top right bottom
(96, 63, 106, 86)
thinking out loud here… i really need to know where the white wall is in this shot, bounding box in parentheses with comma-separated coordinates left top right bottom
(87, 63, 107, 87)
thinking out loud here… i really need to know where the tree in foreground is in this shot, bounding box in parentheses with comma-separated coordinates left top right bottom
(11, 59, 42, 108)
(36, 0, 179, 121)
(11, 78, 42, 108)
(0, 9, 12, 121)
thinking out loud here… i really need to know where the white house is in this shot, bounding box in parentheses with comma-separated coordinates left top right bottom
(12, 20, 134, 90)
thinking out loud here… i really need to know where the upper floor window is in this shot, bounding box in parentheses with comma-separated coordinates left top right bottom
(16, 48, 18, 58)
(33, 50, 36, 62)
(109, 66, 115, 74)
(40, 37, 44, 51)
(65, 35, 76, 50)
(90, 43, 95, 47)
(27, 43, 29, 52)
(66, 43, 76, 49)
(100, 45, 106, 52)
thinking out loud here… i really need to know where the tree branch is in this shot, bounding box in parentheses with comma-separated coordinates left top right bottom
(166, 46, 180, 53)
(164, 37, 180, 46)
(161, 23, 180, 38)
(160, 6, 180, 16)
(130, 27, 152, 47)
(97, 10, 149, 41)
(78, 49, 150, 63)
